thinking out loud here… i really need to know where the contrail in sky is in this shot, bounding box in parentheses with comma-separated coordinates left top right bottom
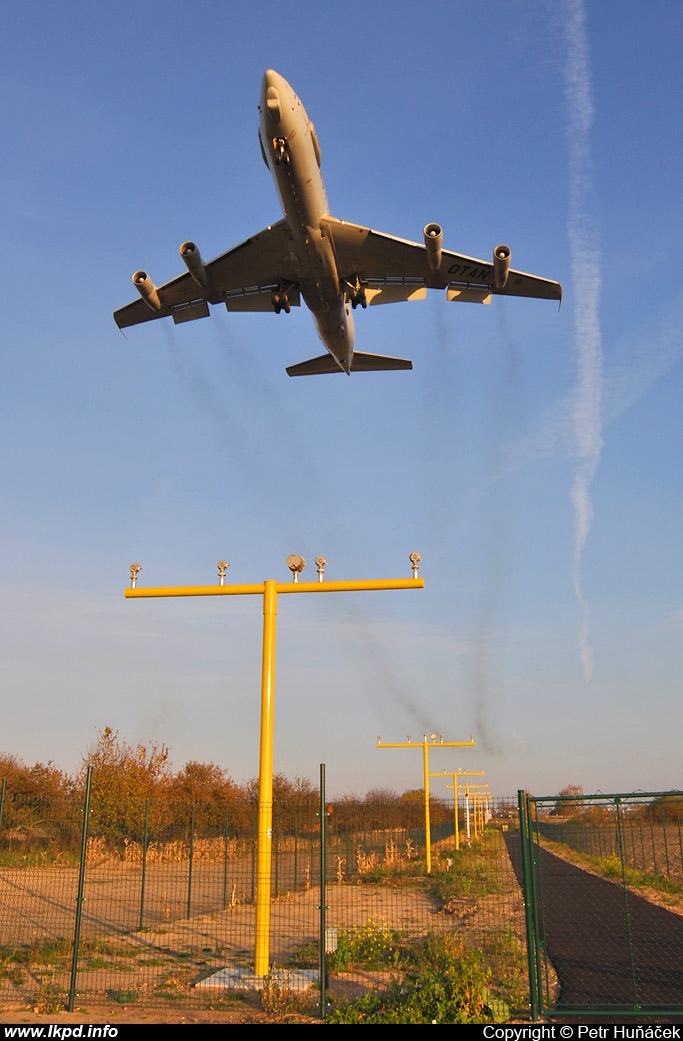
(564, 0, 603, 681)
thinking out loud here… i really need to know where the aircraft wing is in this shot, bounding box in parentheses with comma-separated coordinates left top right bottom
(321, 217, 562, 302)
(114, 220, 298, 329)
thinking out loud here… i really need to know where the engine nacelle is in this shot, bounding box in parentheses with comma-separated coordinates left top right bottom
(424, 223, 443, 272)
(132, 271, 162, 312)
(179, 241, 208, 287)
(493, 244, 511, 289)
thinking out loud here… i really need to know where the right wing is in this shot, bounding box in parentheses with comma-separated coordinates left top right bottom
(321, 217, 562, 303)
(113, 220, 299, 329)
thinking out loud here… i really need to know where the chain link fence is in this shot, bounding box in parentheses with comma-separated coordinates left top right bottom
(0, 776, 526, 1020)
(518, 790, 683, 1021)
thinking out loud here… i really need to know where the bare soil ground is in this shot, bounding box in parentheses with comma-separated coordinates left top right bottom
(0, 838, 526, 1024)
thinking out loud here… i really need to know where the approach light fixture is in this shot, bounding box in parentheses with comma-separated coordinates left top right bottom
(217, 560, 229, 585)
(286, 554, 306, 582)
(410, 552, 421, 578)
(129, 563, 142, 588)
(315, 556, 327, 581)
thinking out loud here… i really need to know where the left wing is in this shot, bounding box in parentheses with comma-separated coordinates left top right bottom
(321, 217, 562, 303)
(114, 219, 299, 329)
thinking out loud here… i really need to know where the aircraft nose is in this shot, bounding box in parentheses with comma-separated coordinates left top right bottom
(262, 70, 282, 122)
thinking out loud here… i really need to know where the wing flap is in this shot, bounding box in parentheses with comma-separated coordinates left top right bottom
(447, 287, 492, 304)
(172, 300, 211, 324)
(366, 284, 427, 305)
(225, 285, 301, 312)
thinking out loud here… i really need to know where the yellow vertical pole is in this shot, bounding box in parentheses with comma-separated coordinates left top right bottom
(454, 787, 460, 851)
(422, 738, 431, 875)
(254, 580, 277, 977)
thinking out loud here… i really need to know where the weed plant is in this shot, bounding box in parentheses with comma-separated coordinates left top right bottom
(544, 840, 682, 896)
(328, 933, 510, 1024)
(597, 854, 681, 894)
(429, 835, 505, 907)
(328, 920, 402, 972)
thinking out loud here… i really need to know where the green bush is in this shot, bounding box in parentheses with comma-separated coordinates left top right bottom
(328, 919, 401, 972)
(328, 943, 503, 1024)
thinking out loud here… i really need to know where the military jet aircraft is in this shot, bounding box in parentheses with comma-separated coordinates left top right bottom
(114, 69, 562, 376)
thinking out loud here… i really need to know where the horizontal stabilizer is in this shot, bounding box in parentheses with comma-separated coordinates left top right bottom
(286, 353, 345, 376)
(350, 351, 412, 371)
(286, 351, 413, 377)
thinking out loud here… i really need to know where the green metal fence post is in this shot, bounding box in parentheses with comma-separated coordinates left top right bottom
(518, 790, 540, 1021)
(68, 765, 92, 1012)
(139, 798, 149, 931)
(528, 796, 549, 1012)
(319, 764, 328, 1021)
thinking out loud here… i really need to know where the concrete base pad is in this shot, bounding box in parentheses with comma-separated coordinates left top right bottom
(196, 966, 318, 992)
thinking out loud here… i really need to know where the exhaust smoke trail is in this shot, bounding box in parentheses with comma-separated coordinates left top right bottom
(564, 0, 603, 681)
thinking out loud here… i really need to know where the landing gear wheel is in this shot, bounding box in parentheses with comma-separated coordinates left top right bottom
(271, 289, 290, 314)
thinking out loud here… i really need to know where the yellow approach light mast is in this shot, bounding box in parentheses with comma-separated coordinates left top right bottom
(431, 769, 486, 850)
(126, 553, 423, 978)
(376, 733, 475, 873)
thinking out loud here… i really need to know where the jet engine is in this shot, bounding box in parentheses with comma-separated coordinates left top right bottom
(180, 241, 208, 287)
(423, 223, 443, 272)
(132, 271, 162, 312)
(493, 245, 511, 289)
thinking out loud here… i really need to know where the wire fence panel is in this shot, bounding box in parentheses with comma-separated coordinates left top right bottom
(518, 790, 683, 1020)
(0, 781, 528, 1020)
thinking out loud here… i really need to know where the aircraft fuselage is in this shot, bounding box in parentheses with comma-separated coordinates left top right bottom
(258, 69, 355, 373)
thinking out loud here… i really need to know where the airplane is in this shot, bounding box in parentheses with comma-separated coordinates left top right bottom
(114, 69, 562, 376)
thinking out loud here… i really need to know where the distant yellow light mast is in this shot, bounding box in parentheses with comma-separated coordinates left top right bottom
(376, 733, 475, 873)
(430, 769, 485, 850)
(472, 786, 492, 839)
(463, 783, 490, 840)
(126, 553, 424, 978)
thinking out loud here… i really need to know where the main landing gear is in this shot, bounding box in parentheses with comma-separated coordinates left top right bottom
(346, 278, 368, 309)
(271, 288, 290, 314)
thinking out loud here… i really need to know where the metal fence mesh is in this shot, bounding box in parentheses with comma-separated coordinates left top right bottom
(519, 791, 683, 1020)
(0, 783, 526, 1019)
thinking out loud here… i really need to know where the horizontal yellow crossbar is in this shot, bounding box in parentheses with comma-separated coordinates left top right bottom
(125, 578, 424, 598)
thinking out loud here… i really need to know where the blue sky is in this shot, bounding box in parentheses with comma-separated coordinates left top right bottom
(1, 0, 682, 800)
